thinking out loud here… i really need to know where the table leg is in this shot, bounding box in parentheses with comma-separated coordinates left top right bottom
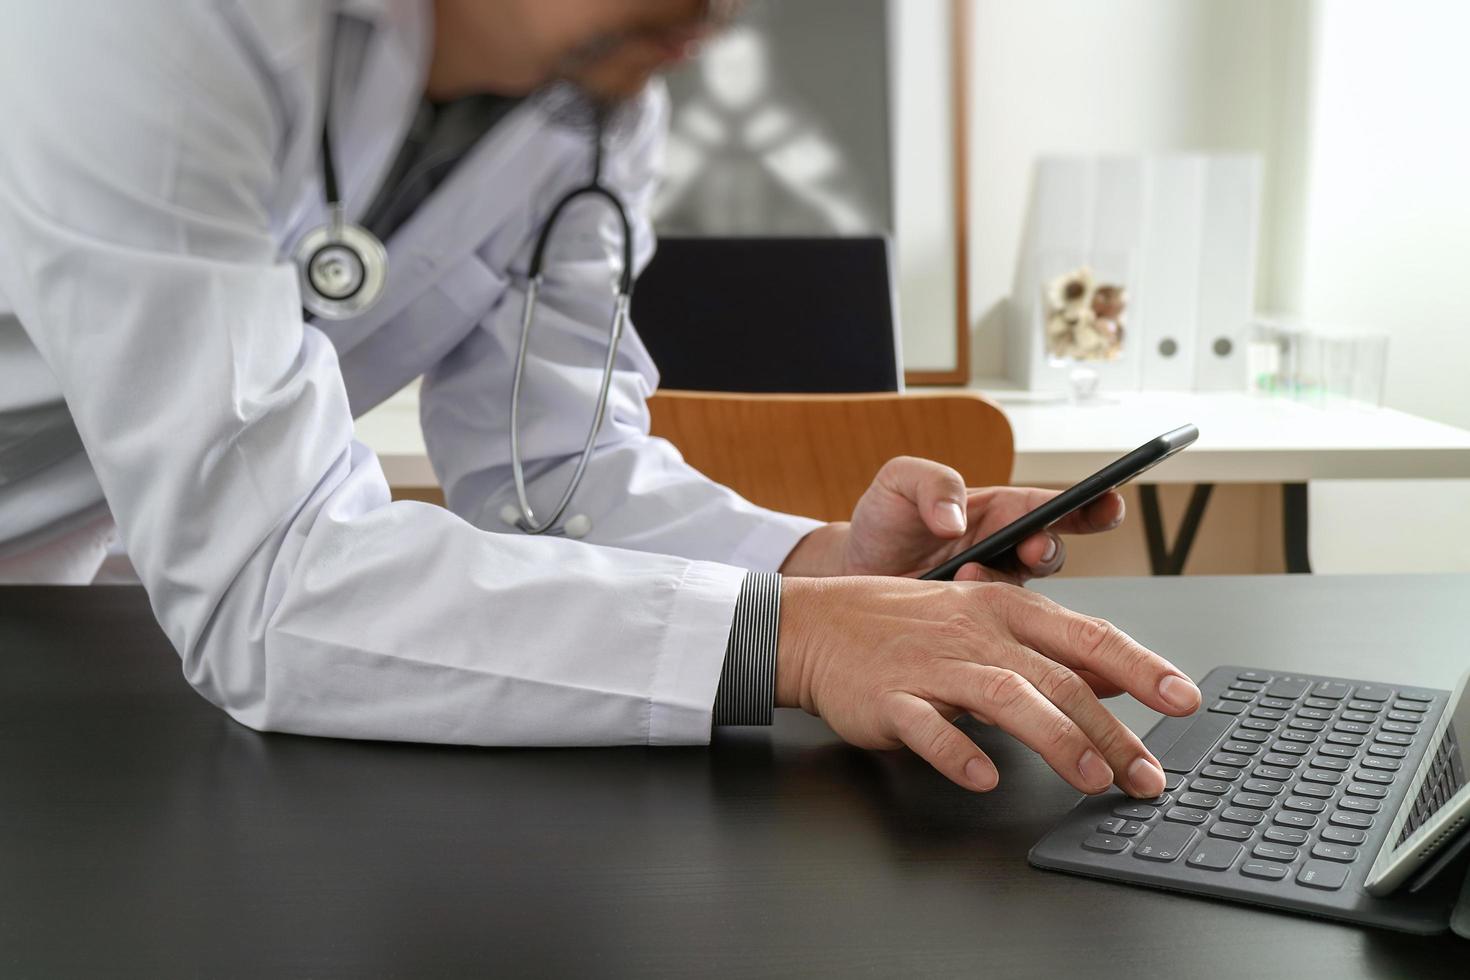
(1283, 482, 1312, 574)
(1138, 483, 1215, 576)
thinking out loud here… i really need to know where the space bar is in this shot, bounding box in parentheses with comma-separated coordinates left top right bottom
(1157, 712, 1234, 774)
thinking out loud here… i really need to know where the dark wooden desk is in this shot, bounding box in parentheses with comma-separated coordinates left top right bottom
(2, 577, 1465, 978)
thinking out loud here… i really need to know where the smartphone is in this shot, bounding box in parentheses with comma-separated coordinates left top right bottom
(919, 424, 1199, 581)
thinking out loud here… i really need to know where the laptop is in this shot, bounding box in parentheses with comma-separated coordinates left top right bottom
(1029, 665, 1470, 934)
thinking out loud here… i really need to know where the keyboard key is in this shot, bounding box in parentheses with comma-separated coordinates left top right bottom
(1290, 718, 1326, 732)
(1231, 792, 1274, 810)
(1303, 697, 1339, 710)
(1083, 833, 1130, 853)
(1297, 859, 1350, 890)
(1099, 817, 1126, 833)
(1210, 823, 1253, 842)
(1187, 839, 1243, 871)
(1221, 807, 1264, 825)
(1334, 720, 1372, 735)
(1220, 689, 1255, 702)
(1258, 697, 1295, 711)
(1294, 783, 1333, 800)
(1283, 796, 1326, 813)
(1330, 811, 1373, 829)
(1252, 765, 1294, 781)
(1269, 743, 1309, 757)
(1231, 729, 1270, 743)
(1368, 744, 1407, 759)
(1326, 733, 1365, 747)
(1243, 779, 1285, 795)
(1222, 741, 1261, 756)
(1296, 707, 1334, 721)
(1202, 765, 1243, 781)
(1321, 826, 1367, 845)
(1354, 769, 1394, 785)
(1338, 797, 1380, 814)
(1164, 773, 1185, 791)
(1241, 860, 1290, 881)
(1319, 744, 1356, 759)
(1117, 820, 1147, 836)
(1386, 710, 1420, 723)
(1264, 677, 1311, 699)
(1311, 681, 1351, 700)
(1237, 670, 1271, 682)
(1382, 720, 1419, 735)
(1158, 712, 1235, 774)
(1362, 757, 1401, 772)
(1212, 753, 1252, 768)
(1301, 769, 1343, 785)
(1165, 806, 1209, 825)
(1231, 680, 1265, 693)
(1113, 803, 1158, 820)
(1273, 811, 1318, 829)
(1253, 842, 1299, 862)
(1396, 691, 1433, 703)
(1390, 701, 1428, 713)
(1177, 792, 1221, 809)
(1133, 824, 1198, 862)
(1342, 711, 1378, 724)
(1346, 700, 1383, 713)
(1264, 826, 1309, 846)
(1311, 842, 1358, 862)
(1311, 756, 1350, 772)
(1279, 730, 1318, 744)
(1209, 700, 1247, 716)
(1375, 732, 1413, 747)
(1239, 718, 1279, 732)
(1249, 707, 1286, 721)
(1136, 793, 1172, 807)
(1351, 685, 1393, 702)
(1346, 782, 1387, 799)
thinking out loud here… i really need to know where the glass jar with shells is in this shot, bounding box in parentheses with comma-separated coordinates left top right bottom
(1037, 254, 1133, 402)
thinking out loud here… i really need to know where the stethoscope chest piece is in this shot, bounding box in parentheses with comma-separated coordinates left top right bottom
(295, 210, 388, 321)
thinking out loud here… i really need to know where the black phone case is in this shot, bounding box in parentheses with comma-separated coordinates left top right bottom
(920, 423, 1199, 581)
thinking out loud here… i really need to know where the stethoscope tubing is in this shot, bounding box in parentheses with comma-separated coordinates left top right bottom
(304, 20, 633, 538)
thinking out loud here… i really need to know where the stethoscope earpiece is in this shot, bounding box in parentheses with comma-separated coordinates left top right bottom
(499, 503, 592, 539)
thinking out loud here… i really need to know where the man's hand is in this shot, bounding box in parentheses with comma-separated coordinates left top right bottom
(779, 456, 1125, 582)
(776, 575, 1200, 798)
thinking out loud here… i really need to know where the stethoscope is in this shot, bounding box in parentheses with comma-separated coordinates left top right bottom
(295, 71, 633, 540)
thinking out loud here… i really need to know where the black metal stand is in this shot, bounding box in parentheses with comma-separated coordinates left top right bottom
(1138, 483, 1215, 575)
(1283, 482, 1312, 573)
(1136, 482, 1314, 576)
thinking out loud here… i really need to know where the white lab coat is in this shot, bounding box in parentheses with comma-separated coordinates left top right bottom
(0, 0, 821, 744)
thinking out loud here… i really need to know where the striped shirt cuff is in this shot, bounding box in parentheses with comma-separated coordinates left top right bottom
(712, 571, 781, 726)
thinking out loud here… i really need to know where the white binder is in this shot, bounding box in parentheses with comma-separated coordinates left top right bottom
(1008, 154, 1261, 393)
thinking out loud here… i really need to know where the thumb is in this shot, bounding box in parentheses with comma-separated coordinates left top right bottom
(874, 456, 968, 538)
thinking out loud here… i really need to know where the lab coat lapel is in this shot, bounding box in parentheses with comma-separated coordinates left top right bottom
(328, 100, 568, 358)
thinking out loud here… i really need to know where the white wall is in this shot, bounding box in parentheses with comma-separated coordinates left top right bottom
(1299, 0, 1470, 573)
(961, 0, 1311, 376)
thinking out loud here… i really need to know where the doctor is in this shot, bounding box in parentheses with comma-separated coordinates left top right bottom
(0, 0, 1198, 800)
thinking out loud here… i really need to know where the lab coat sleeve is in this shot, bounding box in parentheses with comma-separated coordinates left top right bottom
(0, 2, 747, 745)
(418, 83, 825, 570)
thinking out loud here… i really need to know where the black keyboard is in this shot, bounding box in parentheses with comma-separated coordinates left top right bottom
(1029, 666, 1455, 934)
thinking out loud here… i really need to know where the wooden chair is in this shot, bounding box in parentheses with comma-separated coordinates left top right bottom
(647, 391, 1015, 523)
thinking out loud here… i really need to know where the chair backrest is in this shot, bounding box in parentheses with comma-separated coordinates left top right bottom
(630, 236, 901, 393)
(647, 391, 1014, 523)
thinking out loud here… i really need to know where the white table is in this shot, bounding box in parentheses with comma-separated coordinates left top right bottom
(967, 384, 1470, 574)
(355, 382, 1470, 574)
